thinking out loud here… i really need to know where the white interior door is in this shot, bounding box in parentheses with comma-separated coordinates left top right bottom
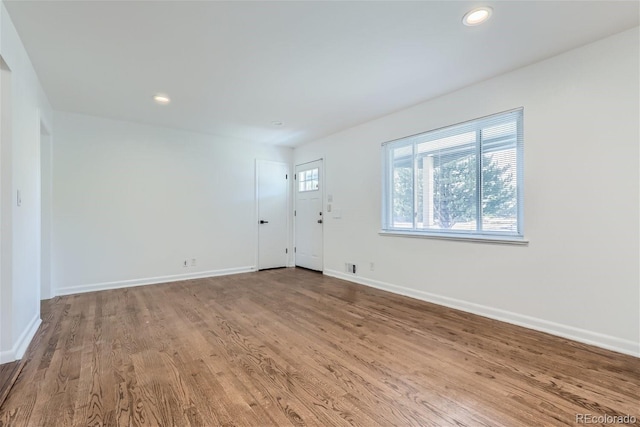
(295, 160, 323, 271)
(257, 160, 289, 270)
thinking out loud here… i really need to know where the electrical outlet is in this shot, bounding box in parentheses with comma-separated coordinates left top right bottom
(191, 258, 197, 267)
(369, 262, 375, 271)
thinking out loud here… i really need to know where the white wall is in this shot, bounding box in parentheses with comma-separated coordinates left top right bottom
(52, 112, 292, 295)
(294, 27, 640, 356)
(0, 3, 53, 362)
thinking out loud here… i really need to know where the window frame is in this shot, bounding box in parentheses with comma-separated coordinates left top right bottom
(381, 108, 526, 244)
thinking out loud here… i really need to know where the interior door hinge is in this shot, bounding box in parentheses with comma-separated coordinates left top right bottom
(294, 210, 296, 216)
(294, 174, 297, 180)
(286, 174, 288, 179)
(294, 247, 296, 253)
(285, 248, 288, 254)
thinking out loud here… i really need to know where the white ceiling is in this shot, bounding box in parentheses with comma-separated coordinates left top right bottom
(4, 1, 639, 147)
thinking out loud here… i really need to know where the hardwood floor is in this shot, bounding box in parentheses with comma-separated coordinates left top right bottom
(0, 268, 638, 426)
(0, 360, 23, 408)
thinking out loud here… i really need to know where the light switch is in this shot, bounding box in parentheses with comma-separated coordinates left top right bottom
(16, 190, 21, 207)
(333, 208, 342, 219)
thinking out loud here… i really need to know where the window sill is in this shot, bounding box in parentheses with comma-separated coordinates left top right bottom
(378, 230, 529, 245)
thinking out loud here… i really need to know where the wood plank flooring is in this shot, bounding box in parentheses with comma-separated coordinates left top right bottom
(0, 268, 638, 426)
(0, 360, 23, 408)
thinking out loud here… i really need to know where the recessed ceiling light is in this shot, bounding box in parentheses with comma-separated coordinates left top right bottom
(153, 94, 170, 105)
(271, 121, 284, 127)
(462, 7, 492, 26)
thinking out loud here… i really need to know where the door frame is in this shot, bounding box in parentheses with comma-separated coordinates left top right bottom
(255, 159, 291, 270)
(294, 158, 324, 271)
(40, 119, 52, 300)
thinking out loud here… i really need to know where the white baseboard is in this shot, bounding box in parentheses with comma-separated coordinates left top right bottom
(0, 313, 42, 363)
(55, 266, 256, 297)
(324, 269, 639, 358)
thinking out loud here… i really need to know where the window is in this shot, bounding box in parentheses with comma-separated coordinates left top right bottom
(382, 109, 523, 241)
(298, 167, 319, 192)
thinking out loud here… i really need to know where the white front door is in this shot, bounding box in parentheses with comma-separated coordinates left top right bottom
(257, 160, 289, 270)
(295, 160, 323, 271)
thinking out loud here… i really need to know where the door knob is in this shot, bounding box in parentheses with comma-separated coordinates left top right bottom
(317, 219, 323, 224)
(259, 220, 269, 224)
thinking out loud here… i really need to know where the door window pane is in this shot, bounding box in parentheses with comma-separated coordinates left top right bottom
(298, 168, 319, 192)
